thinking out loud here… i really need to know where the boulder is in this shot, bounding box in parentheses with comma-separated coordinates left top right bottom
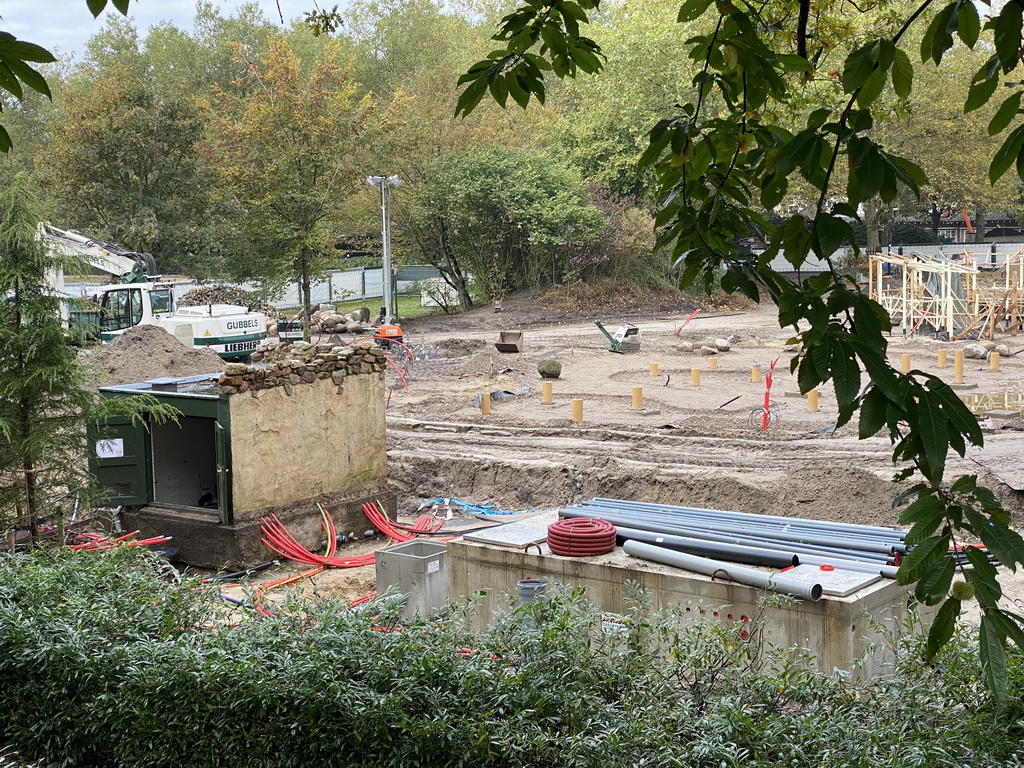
(714, 337, 731, 352)
(537, 358, 562, 379)
(996, 344, 1011, 356)
(963, 344, 988, 359)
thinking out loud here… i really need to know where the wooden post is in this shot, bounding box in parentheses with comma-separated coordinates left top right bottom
(649, 362, 659, 376)
(954, 349, 964, 384)
(571, 398, 583, 422)
(937, 350, 947, 368)
(751, 367, 761, 383)
(901, 354, 911, 374)
(631, 387, 643, 410)
(480, 392, 491, 415)
(990, 352, 1001, 371)
(691, 368, 701, 386)
(708, 357, 718, 370)
(807, 389, 819, 413)
(541, 381, 553, 404)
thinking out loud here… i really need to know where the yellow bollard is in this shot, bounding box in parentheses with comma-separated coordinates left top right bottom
(480, 392, 491, 415)
(632, 386, 643, 410)
(807, 389, 819, 413)
(649, 362, 659, 377)
(571, 398, 583, 422)
(708, 357, 718, 370)
(901, 354, 911, 374)
(541, 380, 553, 404)
(937, 350, 947, 368)
(990, 352, 1001, 371)
(954, 349, 964, 383)
(691, 368, 701, 386)
(751, 367, 761, 383)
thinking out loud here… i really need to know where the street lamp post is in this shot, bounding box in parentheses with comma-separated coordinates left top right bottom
(366, 175, 401, 325)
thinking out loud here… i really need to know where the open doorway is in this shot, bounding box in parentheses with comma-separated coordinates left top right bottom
(150, 416, 218, 509)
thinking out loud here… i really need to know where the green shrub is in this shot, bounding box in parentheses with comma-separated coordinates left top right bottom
(1, 551, 1023, 767)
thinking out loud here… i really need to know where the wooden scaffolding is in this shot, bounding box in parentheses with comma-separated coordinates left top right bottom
(867, 250, 1024, 339)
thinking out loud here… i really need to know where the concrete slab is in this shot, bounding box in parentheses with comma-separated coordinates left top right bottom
(782, 564, 880, 597)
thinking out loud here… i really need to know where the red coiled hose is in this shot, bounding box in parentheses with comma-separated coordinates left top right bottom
(547, 517, 617, 557)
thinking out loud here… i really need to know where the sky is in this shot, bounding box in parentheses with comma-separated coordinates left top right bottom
(1, 1, 321, 59)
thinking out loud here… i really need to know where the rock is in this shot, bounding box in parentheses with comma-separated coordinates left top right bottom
(996, 344, 1011, 356)
(357, 306, 371, 322)
(537, 358, 562, 379)
(980, 340, 997, 351)
(714, 337, 731, 352)
(345, 322, 362, 334)
(319, 303, 335, 312)
(224, 362, 250, 376)
(699, 345, 719, 356)
(676, 341, 694, 352)
(963, 343, 988, 359)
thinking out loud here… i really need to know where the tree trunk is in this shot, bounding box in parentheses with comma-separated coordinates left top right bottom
(301, 248, 313, 343)
(973, 208, 987, 243)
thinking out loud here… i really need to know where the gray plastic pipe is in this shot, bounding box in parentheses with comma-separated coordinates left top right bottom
(623, 540, 823, 601)
(615, 526, 799, 569)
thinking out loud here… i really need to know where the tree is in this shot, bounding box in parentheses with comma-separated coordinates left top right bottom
(203, 38, 381, 339)
(458, 0, 1024, 700)
(407, 147, 604, 305)
(0, 173, 174, 542)
(39, 57, 211, 273)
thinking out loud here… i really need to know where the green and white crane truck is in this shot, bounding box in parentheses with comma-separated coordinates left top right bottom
(40, 223, 267, 359)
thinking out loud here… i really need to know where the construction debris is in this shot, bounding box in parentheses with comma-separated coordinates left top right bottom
(178, 284, 276, 315)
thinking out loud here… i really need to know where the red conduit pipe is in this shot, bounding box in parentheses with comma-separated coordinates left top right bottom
(547, 518, 617, 557)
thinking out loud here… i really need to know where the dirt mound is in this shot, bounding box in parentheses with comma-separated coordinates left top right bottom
(80, 325, 226, 386)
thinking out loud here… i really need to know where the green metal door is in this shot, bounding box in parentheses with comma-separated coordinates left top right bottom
(215, 398, 233, 525)
(89, 416, 151, 506)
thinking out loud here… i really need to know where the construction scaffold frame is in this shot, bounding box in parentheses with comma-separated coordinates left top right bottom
(867, 249, 1024, 340)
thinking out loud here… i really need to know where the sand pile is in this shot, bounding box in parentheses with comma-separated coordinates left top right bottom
(80, 325, 226, 386)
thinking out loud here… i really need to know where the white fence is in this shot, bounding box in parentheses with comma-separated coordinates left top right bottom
(63, 265, 440, 308)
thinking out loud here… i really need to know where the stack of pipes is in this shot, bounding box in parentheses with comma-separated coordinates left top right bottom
(559, 498, 909, 579)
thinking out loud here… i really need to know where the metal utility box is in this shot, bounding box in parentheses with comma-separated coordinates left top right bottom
(375, 540, 450, 617)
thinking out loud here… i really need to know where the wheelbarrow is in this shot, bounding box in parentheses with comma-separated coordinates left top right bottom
(594, 319, 641, 353)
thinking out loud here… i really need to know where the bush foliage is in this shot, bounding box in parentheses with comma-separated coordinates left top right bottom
(2, 549, 1024, 767)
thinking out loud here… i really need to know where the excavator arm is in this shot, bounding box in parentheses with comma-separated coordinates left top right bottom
(38, 222, 158, 283)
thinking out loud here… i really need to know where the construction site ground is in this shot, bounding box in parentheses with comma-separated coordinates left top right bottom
(83, 288, 1019, 615)
(231, 287, 1024, 618)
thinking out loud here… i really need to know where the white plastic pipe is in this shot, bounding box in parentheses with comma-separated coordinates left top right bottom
(623, 540, 823, 601)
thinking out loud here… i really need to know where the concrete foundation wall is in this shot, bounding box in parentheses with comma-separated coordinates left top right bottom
(229, 373, 388, 519)
(448, 540, 913, 678)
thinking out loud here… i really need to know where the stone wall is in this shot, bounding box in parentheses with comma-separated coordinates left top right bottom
(218, 341, 389, 521)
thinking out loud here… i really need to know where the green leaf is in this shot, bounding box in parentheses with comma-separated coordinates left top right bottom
(925, 376, 983, 449)
(843, 42, 877, 93)
(87, 0, 108, 15)
(488, 76, 509, 107)
(965, 508, 1024, 570)
(987, 608, 1024, 649)
(980, 613, 1008, 704)
(989, 124, 1024, 183)
(924, 3, 958, 65)
(896, 532, 950, 584)
(811, 212, 846, 258)
(776, 130, 818, 177)
(964, 546, 1002, 606)
(957, 0, 981, 48)
(910, 390, 950, 485)
(678, 0, 715, 22)
(915, 556, 955, 605)
(0, 125, 10, 153)
(989, 92, 1023, 136)
(898, 489, 944, 527)
(994, 2, 1023, 72)
(829, 340, 861, 408)
(926, 596, 961, 660)
(891, 49, 913, 99)
(856, 67, 887, 109)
